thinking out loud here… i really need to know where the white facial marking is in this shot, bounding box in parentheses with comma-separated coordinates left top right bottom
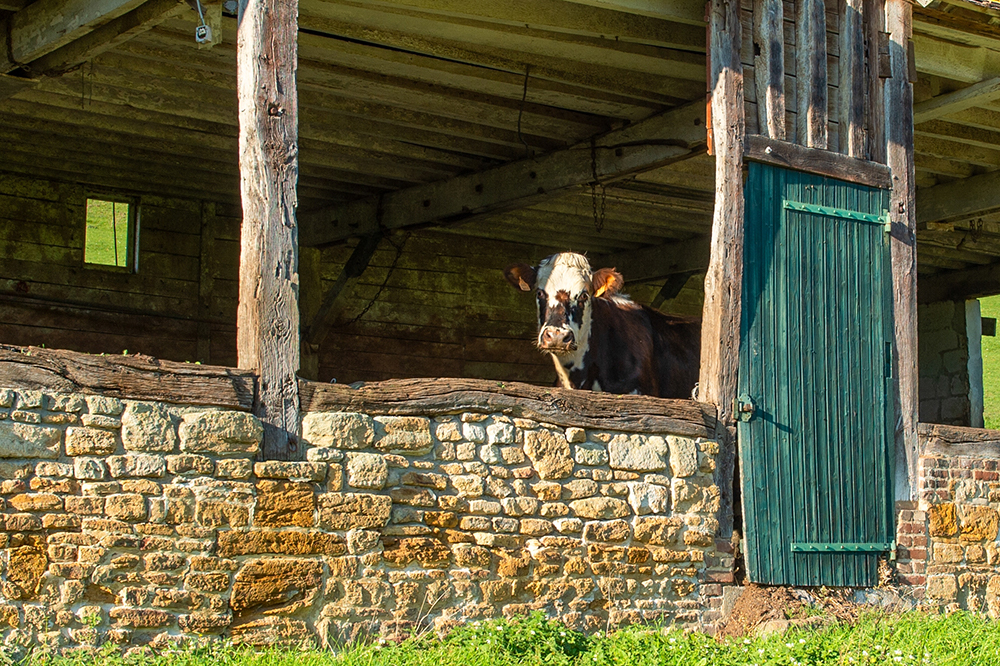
(534, 252, 593, 366)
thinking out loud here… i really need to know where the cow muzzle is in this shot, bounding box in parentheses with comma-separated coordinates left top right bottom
(538, 327, 576, 352)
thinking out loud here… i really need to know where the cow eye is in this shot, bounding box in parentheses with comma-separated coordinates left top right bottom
(578, 292, 589, 303)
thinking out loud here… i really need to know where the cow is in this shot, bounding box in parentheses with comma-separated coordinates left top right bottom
(504, 252, 700, 399)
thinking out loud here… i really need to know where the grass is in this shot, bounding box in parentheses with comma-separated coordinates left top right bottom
(10, 612, 1000, 666)
(982, 295, 1000, 429)
(84, 199, 130, 268)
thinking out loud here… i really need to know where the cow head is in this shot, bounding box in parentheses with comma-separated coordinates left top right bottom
(504, 252, 624, 358)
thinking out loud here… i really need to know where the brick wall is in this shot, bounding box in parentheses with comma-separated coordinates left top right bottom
(0, 388, 730, 654)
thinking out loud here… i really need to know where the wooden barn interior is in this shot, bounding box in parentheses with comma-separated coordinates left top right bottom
(0, 0, 999, 427)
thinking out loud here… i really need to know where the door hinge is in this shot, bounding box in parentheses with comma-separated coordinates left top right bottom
(735, 393, 756, 422)
(884, 211, 892, 234)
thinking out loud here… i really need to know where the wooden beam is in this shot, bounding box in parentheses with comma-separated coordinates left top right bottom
(300, 377, 718, 438)
(303, 234, 382, 348)
(595, 236, 710, 284)
(745, 135, 893, 188)
(300, 99, 708, 246)
(237, 0, 300, 461)
(700, 0, 744, 539)
(22, 0, 187, 76)
(0, 72, 38, 101)
(913, 77, 1000, 125)
(0, 345, 255, 410)
(865, 0, 886, 163)
(0, 1, 30, 11)
(651, 271, 699, 309)
(919, 262, 1000, 304)
(197, 200, 216, 365)
(560, 0, 706, 26)
(912, 34, 1000, 84)
(886, 0, 918, 499)
(796, 0, 828, 148)
(840, 0, 866, 157)
(916, 170, 1000, 226)
(1, 0, 146, 73)
(752, 0, 784, 140)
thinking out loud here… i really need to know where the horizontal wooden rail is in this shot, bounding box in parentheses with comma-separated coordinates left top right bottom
(745, 135, 893, 189)
(919, 422, 1000, 459)
(0, 345, 255, 410)
(300, 377, 718, 438)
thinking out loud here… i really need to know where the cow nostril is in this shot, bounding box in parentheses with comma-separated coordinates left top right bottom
(564, 332, 575, 345)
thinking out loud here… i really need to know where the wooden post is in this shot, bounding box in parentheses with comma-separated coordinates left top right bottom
(701, 0, 745, 536)
(885, 0, 918, 498)
(796, 0, 828, 149)
(840, 0, 866, 157)
(865, 0, 886, 164)
(236, 0, 300, 460)
(753, 0, 785, 140)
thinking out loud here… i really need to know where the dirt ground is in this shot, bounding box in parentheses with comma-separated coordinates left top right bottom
(718, 584, 863, 638)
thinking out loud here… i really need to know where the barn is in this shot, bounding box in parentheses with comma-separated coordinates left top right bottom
(0, 0, 999, 648)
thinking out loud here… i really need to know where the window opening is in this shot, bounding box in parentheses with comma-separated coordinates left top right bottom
(981, 295, 1000, 429)
(84, 197, 137, 270)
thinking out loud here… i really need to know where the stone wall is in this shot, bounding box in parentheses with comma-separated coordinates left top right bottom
(898, 425, 1000, 615)
(918, 300, 981, 427)
(0, 387, 729, 654)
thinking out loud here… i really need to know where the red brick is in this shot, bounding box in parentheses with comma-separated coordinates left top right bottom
(900, 523, 924, 534)
(706, 571, 734, 583)
(899, 575, 925, 586)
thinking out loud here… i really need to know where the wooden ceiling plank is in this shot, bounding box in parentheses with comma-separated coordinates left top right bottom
(595, 236, 710, 283)
(914, 76, 1000, 124)
(916, 119, 1000, 151)
(23, 0, 187, 76)
(2, 0, 146, 72)
(918, 261, 1000, 303)
(914, 134, 1000, 167)
(336, 0, 706, 49)
(560, 0, 706, 26)
(912, 33, 1000, 83)
(916, 168, 1000, 225)
(301, 98, 708, 246)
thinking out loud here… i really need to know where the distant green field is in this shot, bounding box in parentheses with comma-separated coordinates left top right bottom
(983, 295, 1000, 430)
(85, 199, 130, 268)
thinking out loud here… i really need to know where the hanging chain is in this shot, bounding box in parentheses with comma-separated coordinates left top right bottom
(516, 64, 533, 159)
(590, 140, 606, 233)
(341, 231, 410, 328)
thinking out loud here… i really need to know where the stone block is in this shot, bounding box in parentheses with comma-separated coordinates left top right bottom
(166, 454, 213, 475)
(65, 428, 118, 456)
(633, 516, 683, 546)
(230, 617, 312, 646)
(452, 474, 485, 497)
(318, 492, 392, 530)
(520, 518, 553, 536)
(10, 493, 61, 512)
(109, 608, 173, 628)
(961, 505, 999, 542)
(382, 537, 451, 567)
(401, 471, 448, 490)
(86, 396, 123, 415)
(487, 422, 516, 445)
(376, 416, 433, 453)
(179, 411, 262, 455)
(302, 412, 377, 450)
(524, 428, 574, 480)
(668, 436, 698, 477)
(502, 497, 540, 516)
(928, 503, 957, 537)
(254, 461, 326, 482)
(933, 543, 963, 564)
(255, 481, 315, 528)
(926, 574, 958, 602)
(74, 457, 107, 481)
(479, 444, 502, 464)
(81, 414, 119, 429)
(121, 403, 178, 452)
(462, 422, 487, 443)
(3, 546, 47, 600)
(608, 434, 668, 472)
(554, 517, 583, 533)
(107, 454, 165, 478)
(583, 519, 631, 542)
(627, 482, 670, 515)
(231, 558, 323, 614)
(574, 443, 609, 466)
(390, 487, 436, 507)
(0, 422, 61, 459)
(532, 481, 561, 501)
(565, 427, 587, 443)
(216, 458, 252, 479)
(218, 530, 344, 557)
(569, 497, 629, 520)
(178, 612, 231, 633)
(562, 479, 598, 500)
(346, 453, 388, 490)
(434, 420, 462, 442)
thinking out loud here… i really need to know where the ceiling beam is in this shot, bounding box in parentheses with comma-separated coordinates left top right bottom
(300, 98, 708, 246)
(0, 1, 29, 10)
(914, 77, 1000, 125)
(913, 33, 1000, 83)
(916, 169, 1000, 226)
(919, 262, 1000, 303)
(561, 0, 706, 26)
(1, 0, 146, 73)
(22, 0, 188, 76)
(594, 235, 709, 284)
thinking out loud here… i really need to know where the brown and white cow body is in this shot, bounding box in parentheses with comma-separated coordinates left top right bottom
(505, 252, 700, 399)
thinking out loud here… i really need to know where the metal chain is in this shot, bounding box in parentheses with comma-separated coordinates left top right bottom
(342, 231, 410, 328)
(590, 140, 606, 233)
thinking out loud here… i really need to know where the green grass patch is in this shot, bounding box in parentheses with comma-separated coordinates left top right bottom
(982, 295, 1000, 429)
(11, 611, 1000, 666)
(84, 199, 130, 268)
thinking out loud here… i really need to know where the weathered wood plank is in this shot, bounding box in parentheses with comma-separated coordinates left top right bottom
(0, 344, 254, 409)
(300, 99, 708, 246)
(300, 377, 718, 438)
(839, 0, 865, 156)
(236, 0, 300, 460)
(701, 0, 744, 538)
(744, 134, 893, 187)
(303, 234, 382, 348)
(197, 201, 216, 365)
(917, 262, 1000, 304)
(753, 0, 785, 139)
(913, 77, 1000, 126)
(865, 0, 886, 163)
(595, 236, 710, 283)
(919, 422, 1000, 459)
(916, 169, 1000, 226)
(2, 0, 146, 72)
(796, 0, 828, 148)
(886, 0, 918, 499)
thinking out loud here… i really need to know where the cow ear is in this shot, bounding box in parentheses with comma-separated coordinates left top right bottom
(504, 263, 537, 292)
(592, 267, 624, 298)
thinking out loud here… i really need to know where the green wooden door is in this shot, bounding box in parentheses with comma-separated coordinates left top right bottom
(739, 162, 894, 587)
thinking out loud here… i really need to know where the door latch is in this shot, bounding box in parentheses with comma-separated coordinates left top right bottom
(735, 393, 756, 422)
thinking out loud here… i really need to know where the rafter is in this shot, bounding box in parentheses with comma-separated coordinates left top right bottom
(916, 169, 1000, 226)
(300, 99, 708, 246)
(914, 77, 1000, 125)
